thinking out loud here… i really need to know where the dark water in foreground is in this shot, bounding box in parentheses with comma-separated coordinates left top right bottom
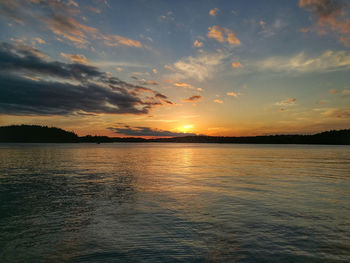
(0, 143, 349, 262)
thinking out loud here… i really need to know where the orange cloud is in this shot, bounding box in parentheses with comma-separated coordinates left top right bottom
(232, 62, 242, 68)
(182, 95, 202, 102)
(208, 25, 240, 45)
(329, 89, 339, 94)
(299, 0, 350, 47)
(214, 99, 223, 104)
(226, 91, 240, 98)
(60, 53, 89, 64)
(174, 82, 194, 89)
(193, 40, 203, 47)
(209, 8, 219, 16)
(102, 34, 143, 48)
(42, 12, 143, 49)
(33, 37, 46, 45)
(44, 14, 98, 47)
(329, 89, 350, 95)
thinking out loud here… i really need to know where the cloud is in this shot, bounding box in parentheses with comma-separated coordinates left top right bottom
(43, 14, 98, 47)
(116, 67, 123, 72)
(207, 25, 241, 45)
(153, 68, 157, 74)
(33, 38, 46, 45)
(226, 91, 240, 98)
(159, 11, 175, 22)
(174, 82, 194, 89)
(45, 14, 142, 48)
(0, 1, 29, 25)
(300, 27, 311, 32)
(0, 0, 144, 49)
(138, 79, 158, 85)
(86, 6, 101, 13)
(214, 99, 223, 104)
(299, 0, 350, 47)
(259, 18, 287, 38)
(322, 108, 350, 118)
(170, 52, 228, 81)
(101, 34, 143, 48)
(108, 125, 196, 137)
(60, 53, 89, 64)
(232, 61, 242, 68)
(68, 0, 79, 7)
(0, 42, 172, 115)
(257, 50, 350, 73)
(209, 8, 219, 16)
(182, 95, 202, 102)
(193, 40, 203, 48)
(328, 88, 350, 95)
(260, 20, 266, 28)
(275, 98, 297, 106)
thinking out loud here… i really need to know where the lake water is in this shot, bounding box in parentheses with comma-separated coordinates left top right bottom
(0, 143, 349, 262)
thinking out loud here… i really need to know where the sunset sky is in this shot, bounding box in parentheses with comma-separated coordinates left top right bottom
(0, 0, 349, 137)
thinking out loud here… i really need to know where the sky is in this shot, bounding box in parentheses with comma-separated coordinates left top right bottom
(0, 0, 349, 137)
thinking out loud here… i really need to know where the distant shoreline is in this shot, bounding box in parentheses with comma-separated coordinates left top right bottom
(1, 125, 349, 145)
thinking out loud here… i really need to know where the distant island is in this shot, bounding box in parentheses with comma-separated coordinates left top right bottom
(0, 125, 349, 145)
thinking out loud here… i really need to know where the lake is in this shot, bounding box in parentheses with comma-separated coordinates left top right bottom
(0, 143, 349, 262)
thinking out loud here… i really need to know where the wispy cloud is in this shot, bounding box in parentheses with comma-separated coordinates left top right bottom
(0, 0, 144, 49)
(226, 91, 240, 98)
(328, 89, 350, 95)
(322, 108, 350, 118)
(207, 25, 241, 45)
(182, 95, 202, 102)
(138, 79, 158, 85)
(214, 99, 223, 104)
(275, 98, 297, 106)
(33, 37, 46, 45)
(60, 53, 89, 64)
(169, 51, 229, 81)
(257, 50, 350, 72)
(101, 34, 143, 48)
(174, 82, 194, 89)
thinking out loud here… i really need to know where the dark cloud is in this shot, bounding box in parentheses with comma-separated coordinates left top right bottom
(299, 0, 345, 18)
(0, 42, 102, 81)
(182, 95, 202, 102)
(108, 125, 196, 137)
(0, 42, 172, 115)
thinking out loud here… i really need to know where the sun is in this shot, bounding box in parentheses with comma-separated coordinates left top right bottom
(179, 124, 194, 133)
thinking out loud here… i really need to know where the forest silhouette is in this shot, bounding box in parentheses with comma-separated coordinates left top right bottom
(0, 125, 349, 145)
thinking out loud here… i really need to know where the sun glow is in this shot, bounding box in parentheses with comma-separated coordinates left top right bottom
(179, 124, 194, 133)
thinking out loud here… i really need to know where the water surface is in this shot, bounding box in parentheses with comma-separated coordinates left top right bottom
(0, 143, 349, 262)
